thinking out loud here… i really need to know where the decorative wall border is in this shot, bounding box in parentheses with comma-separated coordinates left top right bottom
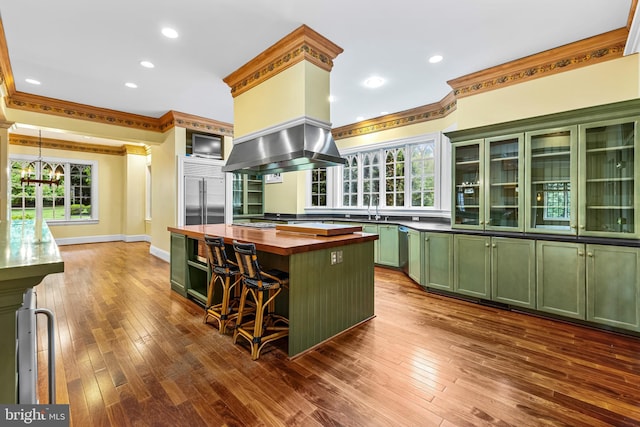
(333, 92, 457, 140)
(158, 110, 233, 136)
(223, 24, 343, 98)
(447, 28, 629, 99)
(9, 133, 145, 156)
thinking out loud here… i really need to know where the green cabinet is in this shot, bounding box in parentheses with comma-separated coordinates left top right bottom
(361, 224, 379, 263)
(170, 233, 187, 297)
(579, 118, 639, 238)
(452, 134, 524, 231)
(490, 237, 536, 309)
(526, 126, 577, 234)
(423, 232, 453, 291)
(453, 234, 491, 299)
(454, 234, 534, 305)
(233, 173, 264, 217)
(587, 245, 640, 331)
(407, 229, 422, 283)
(378, 224, 401, 267)
(536, 240, 586, 320)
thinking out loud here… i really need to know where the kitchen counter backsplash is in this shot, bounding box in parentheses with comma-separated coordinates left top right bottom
(255, 213, 453, 232)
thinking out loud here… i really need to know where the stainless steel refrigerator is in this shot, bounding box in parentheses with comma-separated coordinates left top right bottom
(184, 163, 225, 225)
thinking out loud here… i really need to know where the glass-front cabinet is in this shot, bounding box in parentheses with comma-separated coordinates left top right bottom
(452, 135, 523, 231)
(232, 173, 264, 217)
(579, 118, 638, 238)
(485, 134, 523, 230)
(453, 140, 483, 228)
(526, 126, 577, 234)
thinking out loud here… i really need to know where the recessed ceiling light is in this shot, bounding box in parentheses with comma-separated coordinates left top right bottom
(380, 111, 389, 115)
(429, 55, 443, 64)
(125, 82, 138, 89)
(328, 95, 335, 103)
(162, 27, 179, 39)
(363, 76, 385, 89)
(140, 60, 155, 69)
(25, 78, 41, 85)
(356, 116, 365, 121)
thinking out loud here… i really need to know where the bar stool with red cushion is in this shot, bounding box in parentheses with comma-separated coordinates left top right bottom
(232, 240, 289, 360)
(203, 235, 242, 334)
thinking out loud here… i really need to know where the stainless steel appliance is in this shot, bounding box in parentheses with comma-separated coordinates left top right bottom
(184, 162, 225, 225)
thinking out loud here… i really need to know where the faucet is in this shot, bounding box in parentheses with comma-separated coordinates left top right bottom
(375, 202, 380, 221)
(367, 201, 371, 220)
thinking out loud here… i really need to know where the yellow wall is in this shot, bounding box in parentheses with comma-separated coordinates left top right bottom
(233, 61, 331, 137)
(8, 143, 126, 239)
(122, 153, 147, 237)
(150, 127, 185, 254)
(263, 172, 306, 214)
(456, 55, 640, 130)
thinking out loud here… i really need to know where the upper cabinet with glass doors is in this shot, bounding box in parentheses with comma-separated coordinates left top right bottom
(579, 118, 638, 238)
(448, 99, 640, 239)
(452, 134, 523, 231)
(525, 126, 577, 234)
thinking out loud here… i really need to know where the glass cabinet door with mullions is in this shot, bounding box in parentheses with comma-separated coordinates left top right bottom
(526, 127, 577, 234)
(579, 118, 639, 238)
(453, 140, 483, 228)
(485, 134, 523, 231)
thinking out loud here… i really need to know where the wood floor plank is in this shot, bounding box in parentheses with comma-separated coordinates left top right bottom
(33, 242, 640, 426)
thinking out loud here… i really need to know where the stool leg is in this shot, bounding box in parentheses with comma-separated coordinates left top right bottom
(233, 283, 249, 345)
(251, 289, 266, 360)
(218, 275, 231, 333)
(203, 273, 219, 324)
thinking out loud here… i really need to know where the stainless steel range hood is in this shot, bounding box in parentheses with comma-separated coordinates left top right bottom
(222, 119, 345, 175)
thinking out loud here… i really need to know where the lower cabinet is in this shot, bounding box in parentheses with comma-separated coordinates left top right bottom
(378, 224, 401, 267)
(170, 233, 187, 297)
(423, 233, 453, 291)
(536, 241, 586, 320)
(454, 235, 535, 306)
(587, 244, 640, 331)
(491, 237, 536, 309)
(453, 235, 491, 299)
(407, 229, 422, 283)
(361, 224, 379, 264)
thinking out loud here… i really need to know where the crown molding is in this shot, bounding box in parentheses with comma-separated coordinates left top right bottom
(159, 110, 233, 136)
(448, 28, 629, 98)
(0, 19, 15, 95)
(9, 133, 142, 156)
(332, 92, 457, 140)
(223, 24, 343, 98)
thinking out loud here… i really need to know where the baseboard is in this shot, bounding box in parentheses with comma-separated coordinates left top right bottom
(150, 245, 170, 263)
(55, 234, 151, 245)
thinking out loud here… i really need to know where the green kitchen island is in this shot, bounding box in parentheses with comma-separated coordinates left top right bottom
(168, 223, 378, 358)
(0, 220, 64, 403)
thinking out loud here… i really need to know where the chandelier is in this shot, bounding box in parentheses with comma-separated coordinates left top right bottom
(20, 130, 61, 186)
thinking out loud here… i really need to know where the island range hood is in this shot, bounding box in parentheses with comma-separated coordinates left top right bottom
(221, 25, 345, 175)
(222, 119, 345, 175)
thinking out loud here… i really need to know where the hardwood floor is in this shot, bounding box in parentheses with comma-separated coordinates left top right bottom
(34, 241, 640, 426)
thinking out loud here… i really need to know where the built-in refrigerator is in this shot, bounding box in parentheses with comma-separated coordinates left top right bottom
(183, 159, 225, 225)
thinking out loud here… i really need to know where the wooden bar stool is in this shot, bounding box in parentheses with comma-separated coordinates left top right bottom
(232, 241, 289, 360)
(203, 235, 242, 334)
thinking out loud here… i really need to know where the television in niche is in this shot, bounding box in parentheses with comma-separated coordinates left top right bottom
(192, 133, 222, 159)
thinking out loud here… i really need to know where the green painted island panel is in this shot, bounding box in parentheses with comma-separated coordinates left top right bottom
(288, 241, 375, 357)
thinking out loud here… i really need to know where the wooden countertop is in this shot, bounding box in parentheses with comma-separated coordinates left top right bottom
(168, 223, 378, 256)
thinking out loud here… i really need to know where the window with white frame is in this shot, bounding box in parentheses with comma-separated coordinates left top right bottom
(342, 155, 358, 207)
(362, 151, 380, 207)
(410, 143, 435, 207)
(310, 168, 327, 206)
(10, 156, 97, 222)
(384, 148, 405, 207)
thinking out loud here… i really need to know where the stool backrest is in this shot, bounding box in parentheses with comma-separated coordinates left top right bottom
(233, 241, 264, 285)
(204, 235, 234, 272)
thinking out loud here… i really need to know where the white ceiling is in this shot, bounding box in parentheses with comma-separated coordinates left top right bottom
(0, 0, 634, 136)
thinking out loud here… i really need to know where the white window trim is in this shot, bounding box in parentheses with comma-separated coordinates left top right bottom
(306, 132, 450, 218)
(10, 154, 99, 225)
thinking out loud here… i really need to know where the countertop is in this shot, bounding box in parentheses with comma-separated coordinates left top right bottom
(168, 223, 379, 256)
(0, 219, 65, 281)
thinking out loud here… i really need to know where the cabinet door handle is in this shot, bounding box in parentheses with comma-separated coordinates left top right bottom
(579, 225, 585, 229)
(424, 237, 429, 242)
(570, 224, 576, 229)
(492, 243, 496, 248)
(578, 251, 584, 256)
(587, 252, 593, 257)
(485, 243, 490, 247)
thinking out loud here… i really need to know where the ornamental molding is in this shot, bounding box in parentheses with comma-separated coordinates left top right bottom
(223, 25, 343, 98)
(332, 92, 457, 140)
(448, 28, 629, 99)
(9, 133, 146, 156)
(158, 110, 233, 136)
